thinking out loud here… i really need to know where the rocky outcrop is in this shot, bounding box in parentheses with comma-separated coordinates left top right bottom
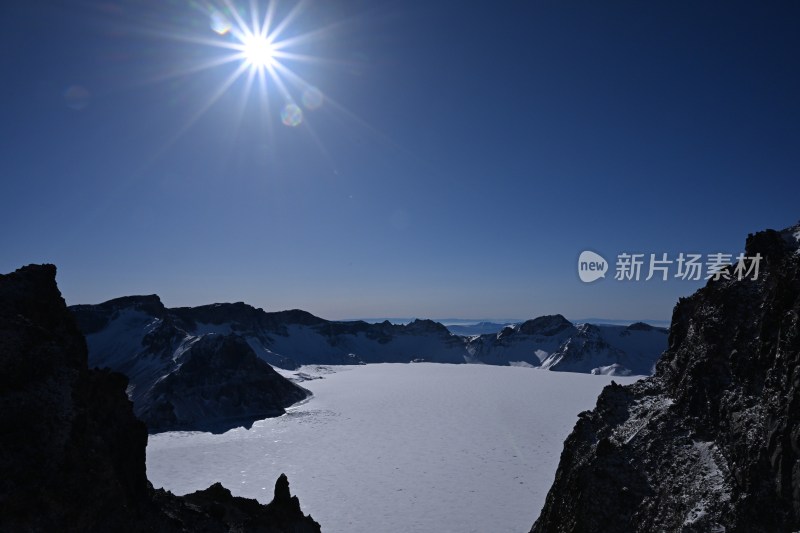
(530, 223, 800, 532)
(0, 264, 321, 532)
(139, 334, 309, 433)
(518, 314, 576, 336)
(153, 474, 320, 532)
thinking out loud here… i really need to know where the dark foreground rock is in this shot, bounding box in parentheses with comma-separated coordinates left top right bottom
(0, 264, 321, 532)
(530, 223, 800, 533)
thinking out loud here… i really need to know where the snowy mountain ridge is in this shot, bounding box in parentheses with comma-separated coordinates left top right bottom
(466, 316, 666, 375)
(70, 299, 667, 381)
(70, 296, 312, 433)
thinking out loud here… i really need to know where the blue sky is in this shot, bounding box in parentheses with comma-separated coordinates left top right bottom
(1, 1, 798, 321)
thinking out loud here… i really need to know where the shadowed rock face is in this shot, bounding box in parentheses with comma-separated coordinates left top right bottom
(530, 224, 800, 533)
(0, 264, 321, 533)
(138, 333, 310, 433)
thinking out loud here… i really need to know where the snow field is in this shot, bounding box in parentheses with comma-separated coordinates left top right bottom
(147, 363, 640, 533)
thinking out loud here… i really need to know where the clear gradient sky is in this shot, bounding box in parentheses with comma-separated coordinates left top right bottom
(1, 1, 798, 321)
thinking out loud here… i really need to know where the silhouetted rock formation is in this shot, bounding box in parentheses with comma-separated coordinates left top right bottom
(0, 264, 321, 532)
(530, 224, 800, 533)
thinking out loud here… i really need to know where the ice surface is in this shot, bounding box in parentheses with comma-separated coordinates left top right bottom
(147, 363, 640, 533)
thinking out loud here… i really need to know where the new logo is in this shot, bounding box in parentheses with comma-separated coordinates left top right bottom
(578, 251, 608, 283)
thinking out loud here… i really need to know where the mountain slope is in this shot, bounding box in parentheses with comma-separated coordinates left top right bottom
(539, 322, 665, 375)
(0, 264, 320, 532)
(530, 223, 800, 533)
(138, 334, 310, 433)
(70, 295, 311, 433)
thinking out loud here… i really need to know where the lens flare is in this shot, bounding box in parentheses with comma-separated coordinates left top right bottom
(154, 1, 343, 139)
(209, 11, 231, 35)
(281, 103, 303, 127)
(301, 86, 323, 110)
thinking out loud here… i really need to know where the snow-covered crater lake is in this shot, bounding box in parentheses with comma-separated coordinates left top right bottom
(147, 363, 640, 533)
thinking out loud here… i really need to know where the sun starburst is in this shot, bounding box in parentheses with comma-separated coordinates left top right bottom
(125, 0, 389, 171)
(240, 34, 276, 68)
(149, 0, 337, 138)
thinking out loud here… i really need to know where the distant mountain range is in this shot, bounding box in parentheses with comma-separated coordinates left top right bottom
(467, 316, 667, 376)
(70, 300, 668, 375)
(347, 318, 671, 336)
(68, 298, 668, 433)
(445, 321, 518, 336)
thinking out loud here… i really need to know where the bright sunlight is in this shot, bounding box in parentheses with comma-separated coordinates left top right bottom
(241, 34, 275, 68)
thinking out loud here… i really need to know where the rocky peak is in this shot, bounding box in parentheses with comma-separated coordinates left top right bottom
(530, 223, 800, 532)
(0, 264, 87, 375)
(106, 294, 165, 315)
(497, 324, 517, 339)
(274, 473, 292, 503)
(778, 221, 800, 252)
(626, 322, 655, 331)
(270, 308, 328, 326)
(406, 318, 451, 335)
(71, 294, 166, 334)
(171, 301, 262, 329)
(574, 323, 602, 337)
(518, 314, 575, 336)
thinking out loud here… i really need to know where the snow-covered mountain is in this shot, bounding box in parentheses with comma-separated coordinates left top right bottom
(69, 296, 311, 433)
(466, 315, 667, 375)
(70, 299, 667, 432)
(70, 299, 668, 389)
(445, 321, 517, 335)
(540, 322, 667, 376)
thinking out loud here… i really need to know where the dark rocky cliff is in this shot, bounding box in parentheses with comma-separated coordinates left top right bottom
(0, 264, 321, 532)
(530, 224, 800, 533)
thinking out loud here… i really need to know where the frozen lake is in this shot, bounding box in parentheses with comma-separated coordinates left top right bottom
(147, 363, 640, 532)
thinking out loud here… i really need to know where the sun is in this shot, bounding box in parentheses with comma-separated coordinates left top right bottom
(150, 0, 343, 134)
(241, 34, 275, 69)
